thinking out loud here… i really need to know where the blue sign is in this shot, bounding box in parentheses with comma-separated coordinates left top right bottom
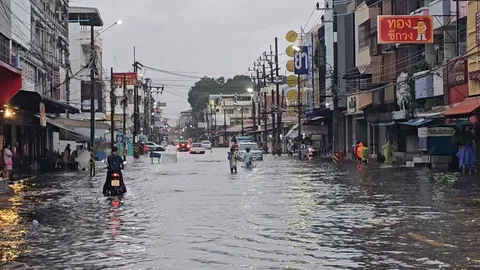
(294, 46, 309, 75)
(116, 134, 124, 143)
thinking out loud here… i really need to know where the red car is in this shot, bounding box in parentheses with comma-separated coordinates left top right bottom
(176, 141, 190, 152)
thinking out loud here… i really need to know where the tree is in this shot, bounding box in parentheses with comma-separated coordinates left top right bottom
(187, 75, 254, 123)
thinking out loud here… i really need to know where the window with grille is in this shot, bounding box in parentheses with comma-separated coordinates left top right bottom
(358, 21, 370, 51)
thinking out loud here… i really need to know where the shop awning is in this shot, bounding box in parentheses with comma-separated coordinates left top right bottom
(444, 97, 480, 116)
(9, 91, 80, 114)
(399, 118, 433, 126)
(37, 116, 89, 142)
(417, 105, 449, 119)
(0, 60, 22, 106)
(284, 124, 298, 139)
(371, 121, 395, 126)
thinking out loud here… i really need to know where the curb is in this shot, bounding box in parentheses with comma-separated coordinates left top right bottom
(12, 176, 37, 183)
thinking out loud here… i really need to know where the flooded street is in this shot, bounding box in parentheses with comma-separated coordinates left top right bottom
(2, 148, 480, 269)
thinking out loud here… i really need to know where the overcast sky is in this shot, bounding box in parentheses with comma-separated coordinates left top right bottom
(71, 0, 322, 122)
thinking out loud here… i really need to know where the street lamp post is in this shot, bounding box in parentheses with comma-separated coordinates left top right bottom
(240, 106, 244, 135)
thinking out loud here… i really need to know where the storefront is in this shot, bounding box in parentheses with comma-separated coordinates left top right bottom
(6, 90, 80, 174)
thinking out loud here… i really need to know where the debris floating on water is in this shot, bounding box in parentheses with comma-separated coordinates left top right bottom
(32, 219, 39, 227)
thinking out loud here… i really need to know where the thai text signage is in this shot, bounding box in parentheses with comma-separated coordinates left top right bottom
(112, 72, 138, 86)
(377, 15, 434, 44)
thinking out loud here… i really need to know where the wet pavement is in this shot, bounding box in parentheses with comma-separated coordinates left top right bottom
(1, 147, 480, 269)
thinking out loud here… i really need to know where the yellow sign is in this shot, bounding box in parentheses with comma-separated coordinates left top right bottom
(286, 60, 294, 72)
(287, 106, 297, 117)
(286, 90, 297, 102)
(286, 45, 295, 57)
(286, 75, 298, 87)
(286, 30, 298, 43)
(106, 114, 121, 121)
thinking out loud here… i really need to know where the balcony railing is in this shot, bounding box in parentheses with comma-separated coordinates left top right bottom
(45, 8, 68, 39)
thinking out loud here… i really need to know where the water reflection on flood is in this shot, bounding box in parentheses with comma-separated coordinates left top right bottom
(1, 151, 480, 269)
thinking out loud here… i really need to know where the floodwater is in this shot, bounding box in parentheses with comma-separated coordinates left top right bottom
(1, 148, 480, 269)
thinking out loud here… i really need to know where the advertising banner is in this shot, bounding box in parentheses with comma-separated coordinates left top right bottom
(112, 72, 138, 86)
(377, 15, 434, 44)
(81, 81, 105, 113)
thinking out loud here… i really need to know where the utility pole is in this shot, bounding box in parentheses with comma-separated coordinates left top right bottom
(122, 75, 127, 161)
(297, 74, 302, 160)
(275, 37, 282, 156)
(255, 67, 261, 142)
(143, 79, 152, 138)
(269, 45, 276, 154)
(262, 63, 267, 144)
(66, 51, 71, 119)
(223, 100, 227, 145)
(241, 106, 244, 135)
(132, 46, 141, 159)
(110, 67, 115, 150)
(89, 24, 96, 177)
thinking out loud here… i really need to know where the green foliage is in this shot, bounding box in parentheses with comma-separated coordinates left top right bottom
(452, 130, 474, 146)
(187, 75, 254, 121)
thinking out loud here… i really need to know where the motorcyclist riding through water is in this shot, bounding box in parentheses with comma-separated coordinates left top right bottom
(103, 146, 127, 196)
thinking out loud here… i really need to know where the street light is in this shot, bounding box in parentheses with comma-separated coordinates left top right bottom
(98, 19, 123, 35)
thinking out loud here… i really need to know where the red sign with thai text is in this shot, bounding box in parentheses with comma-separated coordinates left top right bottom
(112, 72, 138, 86)
(377, 15, 434, 44)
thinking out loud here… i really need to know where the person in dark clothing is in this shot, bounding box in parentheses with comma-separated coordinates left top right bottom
(103, 146, 127, 196)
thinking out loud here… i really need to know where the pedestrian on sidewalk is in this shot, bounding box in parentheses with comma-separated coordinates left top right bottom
(3, 144, 13, 183)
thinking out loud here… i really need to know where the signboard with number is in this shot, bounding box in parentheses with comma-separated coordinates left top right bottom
(294, 46, 309, 75)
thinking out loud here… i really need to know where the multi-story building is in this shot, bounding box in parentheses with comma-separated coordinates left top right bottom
(179, 109, 193, 130)
(0, 0, 80, 173)
(344, 0, 467, 165)
(208, 93, 252, 127)
(68, 6, 106, 120)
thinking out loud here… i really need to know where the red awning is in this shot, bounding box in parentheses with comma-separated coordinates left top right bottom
(444, 96, 480, 116)
(0, 60, 22, 106)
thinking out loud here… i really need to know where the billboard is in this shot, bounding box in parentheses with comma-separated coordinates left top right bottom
(377, 15, 434, 44)
(112, 72, 137, 86)
(81, 80, 105, 113)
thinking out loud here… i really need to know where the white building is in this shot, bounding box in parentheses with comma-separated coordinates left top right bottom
(68, 6, 107, 120)
(105, 81, 144, 133)
(208, 93, 253, 126)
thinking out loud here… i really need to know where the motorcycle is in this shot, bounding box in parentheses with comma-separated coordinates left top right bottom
(103, 160, 127, 197)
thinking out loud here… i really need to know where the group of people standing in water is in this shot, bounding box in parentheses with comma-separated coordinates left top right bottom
(352, 141, 394, 164)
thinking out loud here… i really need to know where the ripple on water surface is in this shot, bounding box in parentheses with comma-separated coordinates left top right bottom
(1, 150, 480, 269)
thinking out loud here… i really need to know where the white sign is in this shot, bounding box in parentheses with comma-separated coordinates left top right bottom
(418, 127, 428, 138)
(427, 127, 455, 137)
(198, 122, 207, 128)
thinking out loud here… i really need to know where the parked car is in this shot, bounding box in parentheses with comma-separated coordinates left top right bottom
(176, 141, 190, 152)
(201, 140, 212, 150)
(189, 143, 206, 154)
(144, 141, 165, 152)
(238, 142, 263, 161)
